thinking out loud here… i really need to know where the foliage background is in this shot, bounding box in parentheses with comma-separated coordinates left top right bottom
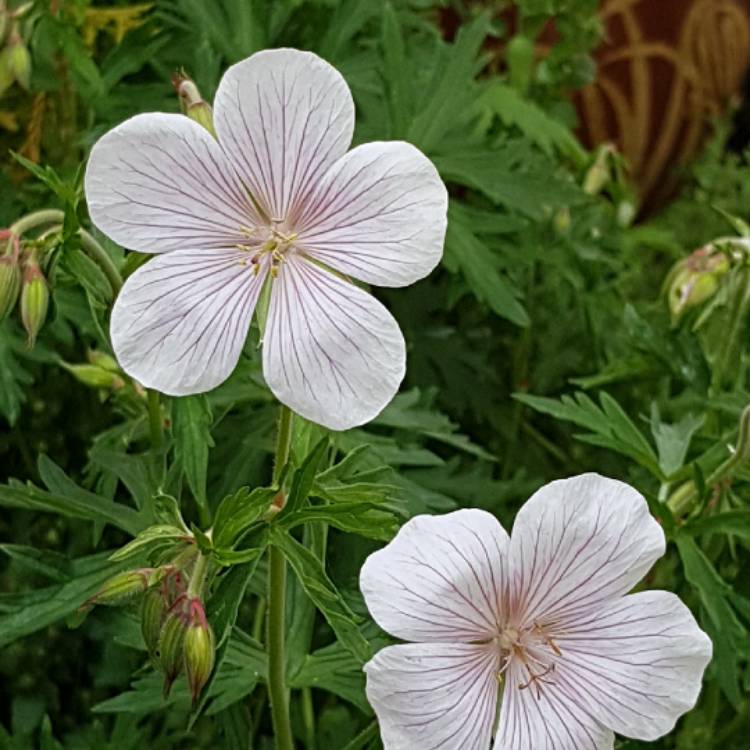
(2, 0, 750, 748)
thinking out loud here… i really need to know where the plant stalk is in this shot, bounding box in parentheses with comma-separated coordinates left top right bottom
(268, 404, 295, 750)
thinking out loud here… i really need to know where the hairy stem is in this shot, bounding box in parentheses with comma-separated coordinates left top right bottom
(268, 404, 295, 750)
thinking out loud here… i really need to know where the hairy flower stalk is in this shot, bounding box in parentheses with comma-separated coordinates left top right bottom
(360, 473, 712, 750)
(84, 47, 448, 430)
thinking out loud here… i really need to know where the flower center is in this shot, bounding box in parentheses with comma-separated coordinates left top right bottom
(495, 622, 562, 697)
(234, 222, 298, 277)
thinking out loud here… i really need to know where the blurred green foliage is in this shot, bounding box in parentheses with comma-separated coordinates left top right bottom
(2, 0, 750, 748)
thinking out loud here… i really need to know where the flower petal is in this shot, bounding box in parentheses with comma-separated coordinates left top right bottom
(85, 113, 256, 253)
(213, 48, 354, 222)
(553, 590, 712, 741)
(494, 660, 615, 750)
(360, 509, 509, 642)
(262, 255, 404, 430)
(111, 249, 267, 395)
(365, 642, 500, 750)
(508, 473, 665, 624)
(295, 141, 448, 287)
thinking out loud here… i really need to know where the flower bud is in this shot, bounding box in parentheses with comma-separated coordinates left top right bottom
(20, 258, 49, 348)
(87, 349, 121, 372)
(172, 71, 215, 136)
(667, 245, 730, 322)
(6, 28, 30, 89)
(0, 3, 9, 47)
(582, 144, 614, 195)
(60, 362, 125, 390)
(141, 588, 167, 664)
(506, 35, 535, 93)
(159, 595, 189, 696)
(85, 567, 168, 608)
(184, 598, 215, 705)
(0, 254, 21, 321)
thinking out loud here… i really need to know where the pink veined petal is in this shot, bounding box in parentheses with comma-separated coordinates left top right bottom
(507, 473, 665, 625)
(552, 590, 712, 742)
(85, 113, 257, 253)
(360, 509, 509, 642)
(110, 249, 268, 395)
(294, 141, 448, 287)
(365, 642, 501, 750)
(493, 659, 615, 750)
(261, 254, 404, 431)
(213, 48, 354, 222)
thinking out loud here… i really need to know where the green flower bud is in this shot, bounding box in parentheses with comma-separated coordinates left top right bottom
(0, 254, 21, 321)
(85, 567, 168, 608)
(6, 29, 30, 89)
(506, 35, 535, 93)
(159, 596, 189, 696)
(667, 245, 730, 322)
(172, 71, 215, 136)
(141, 588, 167, 665)
(20, 259, 49, 348)
(582, 146, 613, 196)
(60, 362, 125, 390)
(87, 349, 121, 372)
(184, 598, 215, 705)
(0, 3, 9, 48)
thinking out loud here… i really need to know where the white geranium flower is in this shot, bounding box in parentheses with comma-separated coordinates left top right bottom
(84, 48, 447, 430)
(360, 473, 712, 750)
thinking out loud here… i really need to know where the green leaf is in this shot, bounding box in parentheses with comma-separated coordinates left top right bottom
(284, 504, 399, 541)
(282, 437, 330, 517)
(0, 553, 127, 648)
(109, 525, 188, 562)
(676, 535, 745, 707)
(683, 510, 750, 540)
(477, 82, 586, 164)
(380, 3, 410, 138)
(0, 478, 142, 535)
(213, 486, 276, 551)
(650, 408, 704, 478)
(270, 527, 371, 664)
(172, 394, 215, 512)
(0, 324, 33, 426)
(0, 544, 71, 583)
(515, 390, 662, 476)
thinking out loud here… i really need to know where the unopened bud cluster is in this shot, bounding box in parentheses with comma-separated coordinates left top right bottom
(172, 70, 215, 136)
(84, 557, 215, 704)
(0, 232, 49, 347)
(61, 350, 126, 392)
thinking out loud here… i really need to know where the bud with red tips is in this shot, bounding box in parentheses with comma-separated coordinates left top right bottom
(184, 597, 215, 705)
(159, 594, 190, 696)
(0, 254, 20, 321)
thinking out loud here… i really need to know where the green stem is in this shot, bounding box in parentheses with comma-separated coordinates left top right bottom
(268, 403, 295, 750)
(301, 687, 316, 750)
(273, 405, 293, 484)
(9, 210, 123, 296)
(341, 722, 378, 750)
(187, 553, 209, 598)
(9, 208, 64, 236)
(147, 390, 163, 452)
(268, 545, 294, 750)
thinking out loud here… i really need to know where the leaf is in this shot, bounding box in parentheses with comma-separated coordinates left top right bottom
(477, 82, 586, 164)
(212, 486, 276, 551)
(515, 390, 662, 477)
(0, 478, 142, 535)
(380, 2, 410, 137)
(109, 525, 189, 562)
(270, 527, 371, 664)
(284, 504, 399, 541)
(683, 510, 750, 540)
(650, 408, 704, 478)
(0, 553, 128, 648)
(289, 640, 370, 714)
(282, 437, 330, 518)
(88, 445, 159, 514)
(0, 544, 71, 583)
(676, 536, 746, 707)
(0, 324, 33, 426)
(172, 394, 215, 512)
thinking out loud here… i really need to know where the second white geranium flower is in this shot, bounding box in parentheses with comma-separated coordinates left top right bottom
(84, 48, 448, 430)
(360, 473, 713, 750)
